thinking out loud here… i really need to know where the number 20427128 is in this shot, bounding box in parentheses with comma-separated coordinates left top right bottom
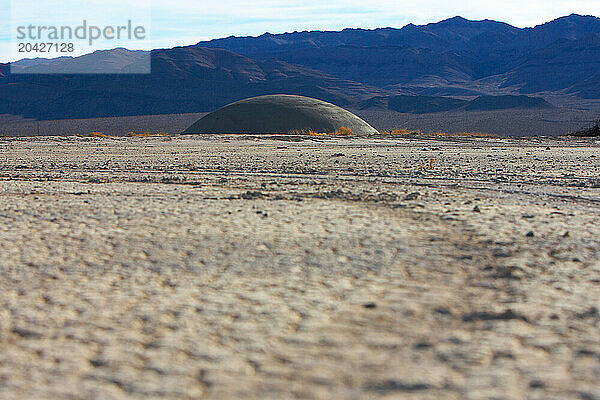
(18, 43, 74, 52)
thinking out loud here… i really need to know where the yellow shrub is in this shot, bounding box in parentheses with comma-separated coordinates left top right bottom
(381, 130, 495, 138)
(89, 132, 110, 138)
(128, 132, 170, 137)
(455, 132, 496, 138)
(331, 126, 352, 136)
(304, 127, 351, 136)
(382, 129, 419, 135)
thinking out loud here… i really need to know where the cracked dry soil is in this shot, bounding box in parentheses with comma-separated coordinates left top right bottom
(0, 135, 599, 399)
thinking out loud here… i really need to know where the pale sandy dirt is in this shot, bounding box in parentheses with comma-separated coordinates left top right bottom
(0, 135, 599, 399)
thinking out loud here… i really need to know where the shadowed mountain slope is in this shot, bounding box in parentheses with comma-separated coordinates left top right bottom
(197, 16, 522, 55)
(497, 33, 600, 96)
(199, 14, 600, 97)
(388, 95, 468, 113)
(10, 49, 149, 74)
(1, 14, 599, 121)
(0, 47, 384, 119)
(463, 95, 552, 110)
(385, 95, 552, 113)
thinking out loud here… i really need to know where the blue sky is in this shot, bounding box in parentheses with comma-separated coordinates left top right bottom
(2, 0, 600, 62)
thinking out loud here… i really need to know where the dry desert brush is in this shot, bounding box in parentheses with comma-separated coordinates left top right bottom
(571, 120, 600, 137)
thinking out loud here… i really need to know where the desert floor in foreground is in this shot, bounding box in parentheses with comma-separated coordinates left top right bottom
(0, 135, 599, 399)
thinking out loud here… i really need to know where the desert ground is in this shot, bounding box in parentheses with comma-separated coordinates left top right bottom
(1, 134, 599, 399)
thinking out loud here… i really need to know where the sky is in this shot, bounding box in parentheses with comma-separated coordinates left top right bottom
(1, 0, 600, 62)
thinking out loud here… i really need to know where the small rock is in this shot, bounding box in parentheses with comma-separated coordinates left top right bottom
(491, 265, 524, 280)
(433, 307, 452, 315)
(241, 191, 265, 200)
(363, 302, 377, 309)
(473, 205, 481, 212)
(404, 192, 420, 201)
(529, 380, 545, 388)
(575, 307, 599, 319)
(526, 231, 535, 237)
(11, 327, 43, 339)
(462, 309, 528, 323)
(414, 342, 431, 350)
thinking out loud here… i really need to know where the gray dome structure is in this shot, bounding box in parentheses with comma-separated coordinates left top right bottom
(184, 95, 378, 135)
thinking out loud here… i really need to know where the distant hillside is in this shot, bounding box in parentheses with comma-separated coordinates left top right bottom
(496, 33, 600, 96)
(384, 95, 551, 113)
(9, 52, 143, 74)
(199, 14, 600, 98)
(464, 95, 552, 111)
(0, 47, 384, 119)
(198, 16, 522, 55)
(0, 14, 599, 121)
(387, 96, 468, 113)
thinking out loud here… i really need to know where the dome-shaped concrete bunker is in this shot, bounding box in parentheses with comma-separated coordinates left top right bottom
(184, 95, 378, 135)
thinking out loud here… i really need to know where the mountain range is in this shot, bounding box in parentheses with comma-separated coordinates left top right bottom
(1, 14, 599, 120)
(197, 14, 600, 97)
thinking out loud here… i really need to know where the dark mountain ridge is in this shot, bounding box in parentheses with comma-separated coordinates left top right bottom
(198, 14, 600, 55)
(0, 14, 599, 121)
(0, 46, 384, 119)
(197, 16, 523, 55)
(197, 14, 600, 97)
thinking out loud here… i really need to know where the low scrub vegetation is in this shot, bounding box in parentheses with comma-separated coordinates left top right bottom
(80, 131, 171, 138)
(381, 129, 496, 138)
(128, 132, 170, 137)
(88, 132, 111, 138)
(382, 129, 416, 135)
(293, 127, 352, 136)
(331, 127, 352, 136)
(571, 121, 600, 137)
